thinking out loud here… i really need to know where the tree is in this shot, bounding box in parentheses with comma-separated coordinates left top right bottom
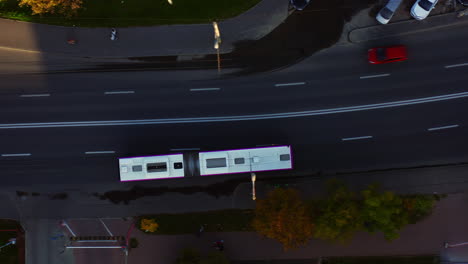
(18, 0, 83, 16)
(360, 184, 408, 240)
(402, 194, 436, 224)
(313, 180, 362, 242)
(140, 218, 159, 233)
(199, 252, 230, 264)
(252, 188, 314, 250)
(174, 248, 201, 264)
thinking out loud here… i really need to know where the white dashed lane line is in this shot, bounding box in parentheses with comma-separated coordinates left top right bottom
(104, 91, 135, 95)
(19, 94, 50, 98)
(444, 63, 468, 69)
(85, 151, 116, 155)
(427, 124, 459, 131)
(190, 88, 221, 92)
(360, 73, 390, 79)
(1, 153, 31, 157)
(341, 136, 373, 141)
(274, 82, 306, 87)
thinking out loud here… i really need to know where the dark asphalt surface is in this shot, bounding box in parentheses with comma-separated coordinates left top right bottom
(0, 9, 468, 189)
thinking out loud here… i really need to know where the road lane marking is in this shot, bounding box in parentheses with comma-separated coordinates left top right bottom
(427, 124, 459, 131)
(2, 91, 468, 129)
(359, 73, 390, 79)
(104, 91, 135, 95)
(20, 94, 50, 98)
(190, 88, 220, 92)
(341, 136, 373, 141)
(274, 82, 306, 87)
(1, 153, 31, 157)
(170, 148, 200, 151)
(85, 151, 115, 155)
(445, 63, 468, 69)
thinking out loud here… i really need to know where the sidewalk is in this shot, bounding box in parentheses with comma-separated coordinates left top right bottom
(0, 0, 289, 58)
(62, 193, 467, 264)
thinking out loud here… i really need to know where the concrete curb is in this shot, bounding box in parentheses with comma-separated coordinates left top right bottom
(348, 11, 468, 43)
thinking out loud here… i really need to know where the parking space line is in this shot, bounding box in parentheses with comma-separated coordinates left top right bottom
(20, 94, 50, 98)
(444, 63, 468, 69)
(274, 82, 306, 87)
(360, 73, 390, 79)
(341, 136, 373, 141)
(190, 88, 221, 92)
(1, 153, 31, 157)
(427, 124, 459, 131)
(104, 91, 135, 95)
(85, 151, 115, 155)
(99, 219, 114, 236)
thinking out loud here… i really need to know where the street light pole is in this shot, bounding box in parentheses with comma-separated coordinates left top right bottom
(212, 21, 222, 73)
(251, 173, 256, 201)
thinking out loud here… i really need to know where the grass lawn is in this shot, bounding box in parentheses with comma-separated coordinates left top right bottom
(0, 220, 19, 264)
(0, 0, 262, 27)
(138, 209, 254, 235)
(325, 255, 440, 264)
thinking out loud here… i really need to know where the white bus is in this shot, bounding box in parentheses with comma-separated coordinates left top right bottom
(119, 146, 292, 182)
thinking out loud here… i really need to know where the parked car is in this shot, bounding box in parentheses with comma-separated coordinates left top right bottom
(458, 0, 468, 6)
(376, 0, 403, 24)
(290, 0, 310, 10)
(411, 0, 439, 20)
(368, 45, 408, 64)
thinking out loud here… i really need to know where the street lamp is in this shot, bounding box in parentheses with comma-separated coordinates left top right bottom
(251, 173, 256, 201)
(212, 21, 222, 73)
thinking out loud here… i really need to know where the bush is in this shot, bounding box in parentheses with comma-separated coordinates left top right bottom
(129, 237, 138, 249)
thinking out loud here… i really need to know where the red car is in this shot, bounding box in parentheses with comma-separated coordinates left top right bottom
(368, 45, 407, 64)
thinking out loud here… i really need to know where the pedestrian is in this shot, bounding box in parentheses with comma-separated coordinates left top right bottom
(196, 224, 206, 238)
(213, 240, 224, 251)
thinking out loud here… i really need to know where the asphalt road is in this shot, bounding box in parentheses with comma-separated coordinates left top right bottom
(1, 20, 468, 188)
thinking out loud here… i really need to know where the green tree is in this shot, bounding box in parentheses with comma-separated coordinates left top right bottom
(199, 252, 230, 264)
(360, 184, 408, 240)
(174, 248, 201, 264)
(313, 180, 362, 242)
(252, 188, 314, 250)
(402, 194, 436, 224)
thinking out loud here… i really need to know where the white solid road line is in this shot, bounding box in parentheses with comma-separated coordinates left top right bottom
(104, 91, 135, 95)
(2, 91, 468, 129)
(359, 73, 390, 79)
(85, 151, 115, 155)
(445, 63, 468, 69)
(341, 136, 373, 141)
(170, 148, 200, 151)
(190, 88, 221, 92)
(427, 124, 459, 131)
(20, 94, 50, 98)
(1, 153, 31, 157)
(274, 82, 306, 87)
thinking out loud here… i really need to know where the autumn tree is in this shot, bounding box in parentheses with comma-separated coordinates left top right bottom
(313, 180, 362, 242)
(252, 188, 314, 250)
(19, 0, 83, 16)
(139, 218, 159, 233)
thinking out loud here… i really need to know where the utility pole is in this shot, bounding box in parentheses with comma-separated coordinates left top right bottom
(251, 173, 256, 201)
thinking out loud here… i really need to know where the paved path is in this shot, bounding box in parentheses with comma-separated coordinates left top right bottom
(0, 0, 289, 58)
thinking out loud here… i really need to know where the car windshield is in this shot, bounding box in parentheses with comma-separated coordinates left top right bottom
(418, 0, 433, 11)
(377, 48, 387, 61)
(380, 7, 394, 19)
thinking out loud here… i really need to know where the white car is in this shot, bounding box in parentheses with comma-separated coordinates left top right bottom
(376, 0, 403, 24)
(411, 0, 438, 20)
